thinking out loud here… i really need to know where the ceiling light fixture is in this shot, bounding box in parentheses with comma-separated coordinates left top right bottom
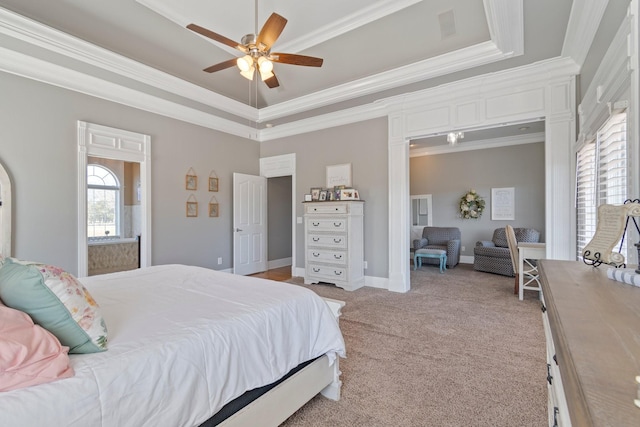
(447, 132, 464, 145)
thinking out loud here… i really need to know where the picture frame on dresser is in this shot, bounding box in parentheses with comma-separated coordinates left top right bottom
(310, 187, 321, 201)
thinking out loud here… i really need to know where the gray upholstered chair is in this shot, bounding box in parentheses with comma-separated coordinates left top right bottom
(473, 227, 540, 276)
(413, 227, 461, 268)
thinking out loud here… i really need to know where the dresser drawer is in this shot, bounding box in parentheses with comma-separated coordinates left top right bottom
(306, 218, 347, 232)
(307, 249, 347, 265)
(305, 204, 348, 214)
(307, 234, 347, 248)
(307, 263, 348, 281)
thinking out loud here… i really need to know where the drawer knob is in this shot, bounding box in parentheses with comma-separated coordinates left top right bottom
(313, 252, 320, 257)
(334, 271, 342, 276)
(334, 222, 342, 227)
(313, 268, 320, 272)
(546, 364, 553, 385)
(552, 407, 559, 427)
(334, 238, 342, 243)
(312, 222, 320, 227)
(334, 254, 342, 259)
(540, 303, 546, 313)
(313, 237, 319, 242)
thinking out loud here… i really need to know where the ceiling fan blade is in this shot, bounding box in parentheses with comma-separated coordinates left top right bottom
(256, 13, 287, 50)
(203, 58, 238, 73)
(187, 23, 247, 53)
(264, 73, 280, 89)
(271, 53, 323, 67)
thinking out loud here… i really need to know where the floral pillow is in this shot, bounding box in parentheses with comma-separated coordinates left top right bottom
(0, 258, 107, 353)
(0, 302, 74, 391)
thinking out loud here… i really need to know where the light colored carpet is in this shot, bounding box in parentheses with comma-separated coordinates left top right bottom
(280, 263, 547, 427)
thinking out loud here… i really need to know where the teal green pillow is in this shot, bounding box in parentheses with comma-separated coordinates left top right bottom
(0, 258, 107, 353)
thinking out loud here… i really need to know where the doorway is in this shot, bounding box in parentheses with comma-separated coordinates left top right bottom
(267, 176, 292, 270)
(77, 121, 151, 278)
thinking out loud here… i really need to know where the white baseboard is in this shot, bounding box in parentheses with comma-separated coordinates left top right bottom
(268, 257, 292, 270)
(460, 255, 474, 264)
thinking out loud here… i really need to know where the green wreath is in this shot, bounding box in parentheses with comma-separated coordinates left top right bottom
(459, 189, 485, 219)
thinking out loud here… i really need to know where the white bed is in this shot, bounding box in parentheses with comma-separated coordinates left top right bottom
(0, 264, 346, 427)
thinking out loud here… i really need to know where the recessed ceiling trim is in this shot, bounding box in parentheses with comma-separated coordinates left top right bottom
(0, 45, 257, 139)
(275, 0, 423, 53)
(409, 132, 544, 157)
(0, 7, 258, 122)
(483, 0, 524, 55)
(259, 41, 506, 122)
(561, 0, 609, 67)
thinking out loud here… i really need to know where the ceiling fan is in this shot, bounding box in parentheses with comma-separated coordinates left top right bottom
(187, 13, 323, 88)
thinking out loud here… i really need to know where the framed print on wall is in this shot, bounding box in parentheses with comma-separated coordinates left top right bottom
(326, 163, 352, 188)
(209, 177, 219, 192)
(186, 167, 197, 190)
(491, 187, 515, 220)
(186, 201, 198, 217)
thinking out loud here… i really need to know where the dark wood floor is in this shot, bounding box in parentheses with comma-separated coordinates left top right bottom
(249, 265, 292, 282)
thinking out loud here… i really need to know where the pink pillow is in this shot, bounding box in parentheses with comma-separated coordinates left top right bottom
(0, 303, 74, 392)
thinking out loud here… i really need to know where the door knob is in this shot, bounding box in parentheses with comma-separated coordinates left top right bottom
(235, 228, 243, 232)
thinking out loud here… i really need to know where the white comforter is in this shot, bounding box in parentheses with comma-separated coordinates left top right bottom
(0, 265, 346, 427)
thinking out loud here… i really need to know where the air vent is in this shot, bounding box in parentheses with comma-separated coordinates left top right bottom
(438, 10, 456, 39)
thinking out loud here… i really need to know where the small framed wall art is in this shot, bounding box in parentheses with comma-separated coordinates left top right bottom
(209, 171, 219, 192)
(209, 196, 219, 217)
(186, 194, 198, 217)
(186, 167, 197, 191)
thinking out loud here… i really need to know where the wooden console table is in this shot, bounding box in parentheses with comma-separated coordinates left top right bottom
(539, 260, 640, 426)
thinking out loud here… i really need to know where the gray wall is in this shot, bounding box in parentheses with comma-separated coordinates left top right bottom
(410, 142, 546, 259)
(0, 71, 259, 275)
(267, 176, 292, 261)
(260, 118, 389, 278)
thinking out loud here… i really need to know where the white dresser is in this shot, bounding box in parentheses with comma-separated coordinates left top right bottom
(303, 201, 364, 291)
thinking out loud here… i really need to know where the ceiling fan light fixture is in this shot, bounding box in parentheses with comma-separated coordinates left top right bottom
(257, 56, 273, 73)
(260, 69, 274, 81)
(237, 55, 253, 72)
(240, 66, 255, 81)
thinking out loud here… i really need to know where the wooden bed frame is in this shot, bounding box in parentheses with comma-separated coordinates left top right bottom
(218, 297, 345, 427)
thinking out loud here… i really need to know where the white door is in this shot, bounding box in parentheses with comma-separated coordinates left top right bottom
(233, 173, 267, 275)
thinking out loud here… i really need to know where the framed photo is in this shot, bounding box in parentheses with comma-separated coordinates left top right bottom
(209, 202, 219, 217)
(491, 187, 515, 220)
(339, 188, 359, 200)
(186, 174, 197, 191)
(326, 163, 352, 188)
(310, 187, 321, 201)
(208, 177, 219, 192)
(319, 190, 328, 201)
(186, 201, 198, 217)
(304, 194, 312, 202)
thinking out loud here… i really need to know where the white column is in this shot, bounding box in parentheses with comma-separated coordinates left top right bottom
(388, 112, 411, 292)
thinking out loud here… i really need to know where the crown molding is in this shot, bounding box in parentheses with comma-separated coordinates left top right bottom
(483, 0, 524, 55)
(0, 6, 257, 122)
(259, 41, 508, 122)
(259, 103, 387, 141)
(260, 57, 577, 143)
(409, 132, 544, 157)
(561, 0, 609, 68)
(0, 46, 256, 139)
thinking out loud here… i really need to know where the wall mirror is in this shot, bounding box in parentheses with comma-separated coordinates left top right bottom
(0, 161, 11, 258)
(410, 194, 432, 245)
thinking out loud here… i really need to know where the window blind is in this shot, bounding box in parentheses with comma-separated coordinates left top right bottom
(575, 112, 628, 259)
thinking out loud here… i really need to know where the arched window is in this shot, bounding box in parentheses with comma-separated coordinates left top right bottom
(87, 164, 120, 239)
